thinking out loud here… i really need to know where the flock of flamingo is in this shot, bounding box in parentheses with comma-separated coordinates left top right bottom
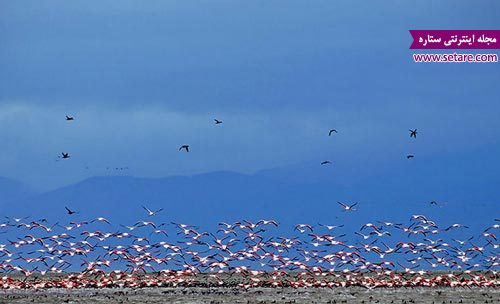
(0, 206, 498, 290)
(0, 117, 496, 290)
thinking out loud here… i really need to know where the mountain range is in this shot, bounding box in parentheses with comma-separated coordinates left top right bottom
(1, 147, 498, 235)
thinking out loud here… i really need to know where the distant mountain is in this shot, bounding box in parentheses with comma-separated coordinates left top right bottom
(14, 171, 330, 227)
(0, 177, 38, 204)
(9, 159, 498, 236)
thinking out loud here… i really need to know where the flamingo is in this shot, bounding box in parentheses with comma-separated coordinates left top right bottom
(337, 201, 357, 211)
(142, 206, 163, 217)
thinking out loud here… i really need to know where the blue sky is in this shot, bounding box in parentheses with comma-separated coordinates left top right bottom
(1, 1, 500, 190)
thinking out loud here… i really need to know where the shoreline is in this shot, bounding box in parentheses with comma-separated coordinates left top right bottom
(0, 286, 499, 304)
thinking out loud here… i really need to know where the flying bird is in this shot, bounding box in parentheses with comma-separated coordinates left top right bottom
(64, 207, 77, 215)
(0, 209, 497, 288)
(60, 152, 70, 159)
(90, 217, 111, 224)
(214, 119, 223, 125)
(337, 201, 357, 211)
(452, 236, 474, 246)
(409, 129, 418, 138)
(445, 223, 469, 231)
(142, 206, 163, 217)
(328, 129, 338, 136)
(179, 145, 189, 152)
(321, 161, 332, 165)
(294, 224, 314, 233)
(429, 201, 446, 207)
(407, 154, 414, 159)
(319, 223, 344, 230)
(5, 216, 29, 223)
(66, 115, 74, 121)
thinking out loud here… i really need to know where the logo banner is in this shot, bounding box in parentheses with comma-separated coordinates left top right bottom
(409, 30, 500, 49)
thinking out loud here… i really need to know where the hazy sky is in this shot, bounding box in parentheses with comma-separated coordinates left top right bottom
(1, 1, 500, 190)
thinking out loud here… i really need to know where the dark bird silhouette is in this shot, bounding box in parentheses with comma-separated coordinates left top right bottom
(328, 129, 338, 136)
(214, 119, 222, 125)
(66, 116, 74, 121)
(407, 154, 414, 159)
(321, 160, 332, 165)
(61, 152, 70, 159)
(65, 207, 77, 215)
(409, 129, 417, 138)
(179, 145, 189, 152)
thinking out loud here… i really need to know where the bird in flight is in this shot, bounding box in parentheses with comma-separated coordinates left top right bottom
(328, 129, 338, 136)
(409, 129, 417, 138)
(66, 115, 74, 121)
(407, 154, 414, 159)
(337, 201, 357, 211)
(321, 160, 332, 165)
(179, 145, 189, 152)
(318, 223, 344, 230)
(5, 216, 29, 223)
(60, 152, 70, 159)
(65, 207, 77, 215)
(0, 205, 497, 289)
(90, 217, 111, 224)
(429, 201, 446, 207)
(142, 206, 163, 217)
(214, 119, 223, 125)
(445, 223, 469, 231)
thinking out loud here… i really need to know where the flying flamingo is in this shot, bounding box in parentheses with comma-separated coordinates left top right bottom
(337, 201, 357, 211)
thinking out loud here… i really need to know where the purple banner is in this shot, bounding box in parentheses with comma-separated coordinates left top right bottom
(409, 30, 500, 49)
